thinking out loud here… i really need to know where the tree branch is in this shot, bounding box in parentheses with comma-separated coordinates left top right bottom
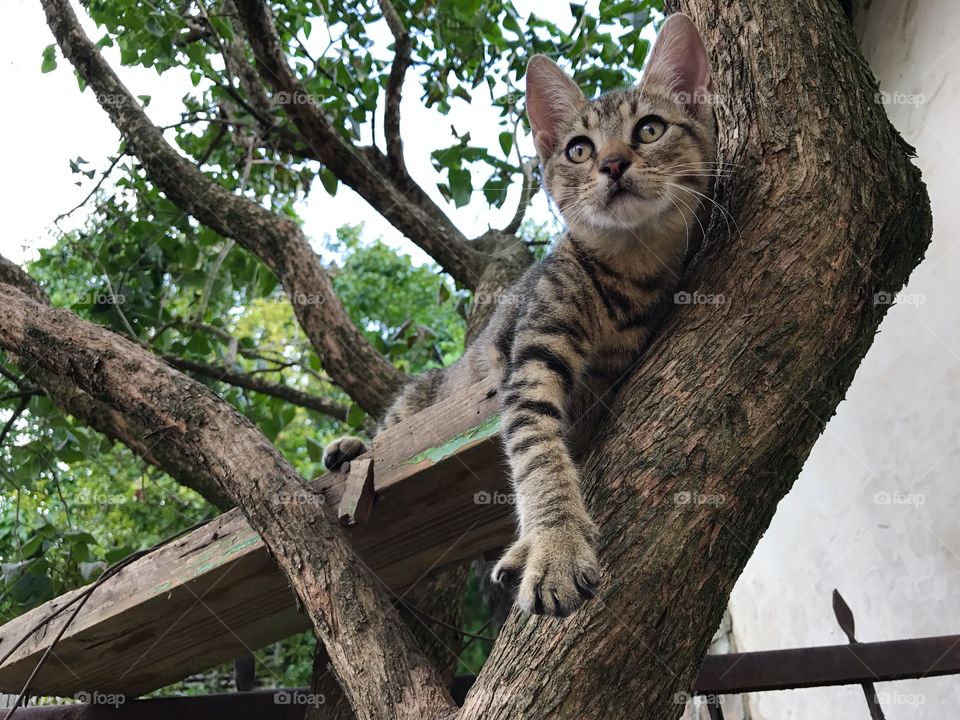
(233, 0, 488, 289)
(378, 0, 411, 175)
(54, 152, 126, 226)
(161, 353, 349, 421)
(219, 0, 276, 121)
(0, 283, 457, 720)
(502, 158, 537, 236)
(41, 0, 405, 417)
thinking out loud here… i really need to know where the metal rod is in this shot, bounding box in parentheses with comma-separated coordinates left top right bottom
(695, 634, 960, 694)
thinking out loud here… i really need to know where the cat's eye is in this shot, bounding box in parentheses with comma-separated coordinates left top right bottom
(634, 116, 667, 144)
(565, 137, 595, 163)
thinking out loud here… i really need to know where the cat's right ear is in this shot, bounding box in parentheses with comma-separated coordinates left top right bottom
(526, 55, 585, 159)
(643, 14, 712, 119)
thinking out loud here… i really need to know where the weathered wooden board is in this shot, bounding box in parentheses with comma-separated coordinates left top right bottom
(0, 381, 511, 697)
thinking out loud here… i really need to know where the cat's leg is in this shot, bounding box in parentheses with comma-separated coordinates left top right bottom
(323, 369, 446, 472)
(492, 331, 600, 617)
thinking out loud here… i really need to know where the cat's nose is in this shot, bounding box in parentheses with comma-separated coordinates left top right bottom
(599, 156, 631, 181)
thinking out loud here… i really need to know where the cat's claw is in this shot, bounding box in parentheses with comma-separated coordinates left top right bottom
(492, 527, 600, 617)
(323, 436, 368, 472)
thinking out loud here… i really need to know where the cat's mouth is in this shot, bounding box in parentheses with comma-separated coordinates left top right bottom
(604, 184, 641, 205)
(587, 179, 671, 230)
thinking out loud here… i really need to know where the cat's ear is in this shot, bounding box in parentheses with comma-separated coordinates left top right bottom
(644, 14, 712, 118)
(526, 55, 586, 159)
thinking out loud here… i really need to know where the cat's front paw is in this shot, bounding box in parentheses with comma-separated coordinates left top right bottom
(323, 436, 368, 472)
(492, 526, 600, 617)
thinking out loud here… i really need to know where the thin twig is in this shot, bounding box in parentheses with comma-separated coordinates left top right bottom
(54, 152, 126, 225)
(160, 353, 349, 421)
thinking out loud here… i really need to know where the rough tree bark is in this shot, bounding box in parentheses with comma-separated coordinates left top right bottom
(454, 1, 932, 718)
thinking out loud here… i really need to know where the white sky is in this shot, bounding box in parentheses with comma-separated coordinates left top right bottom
(0, 0, 628, 268)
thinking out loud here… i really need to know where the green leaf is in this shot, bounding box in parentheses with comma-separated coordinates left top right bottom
(144, 16, 164, 37)
(448, 167, 472, 208)
(210, 16, 235, 41)
(503, 13, 522, 35)
(498, 132, 513, 157)
(41, 44, 57, 74)
(318, 167, 339, 196)
(20, 533, 46, 559)
(437, 283, 450, 304)
(346, 403, 366, 430)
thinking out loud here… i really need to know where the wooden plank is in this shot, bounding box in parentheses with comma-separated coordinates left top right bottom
(337, 458, 374, 525)
(0, 380, 510, 698)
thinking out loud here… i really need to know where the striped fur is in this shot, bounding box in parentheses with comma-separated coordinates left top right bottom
(325, 14, 716, 616)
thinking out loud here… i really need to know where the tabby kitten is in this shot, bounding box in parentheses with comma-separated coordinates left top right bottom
(325, 14, 716, 617)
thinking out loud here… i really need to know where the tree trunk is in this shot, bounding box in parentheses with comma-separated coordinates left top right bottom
(456, 1, 931, 718)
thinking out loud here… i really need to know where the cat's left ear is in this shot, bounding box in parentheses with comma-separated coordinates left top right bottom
(526, 55, 586, 159)
(644, 13, 713, 119)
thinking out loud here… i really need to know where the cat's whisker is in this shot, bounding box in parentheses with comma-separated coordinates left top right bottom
(648, 167, 735, 178)
(666, 182, 744, 246)
(667, 187, 707, 241)
(660, 160, 743, 170)
(663, 193, 693, 260)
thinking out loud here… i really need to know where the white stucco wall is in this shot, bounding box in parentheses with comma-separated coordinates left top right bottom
(724, 0, 960, 717)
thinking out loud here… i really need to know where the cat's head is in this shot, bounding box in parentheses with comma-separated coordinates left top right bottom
(526, 14, 716, 246)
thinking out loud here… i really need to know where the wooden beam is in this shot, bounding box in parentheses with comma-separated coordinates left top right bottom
(0, 381, 510, 698)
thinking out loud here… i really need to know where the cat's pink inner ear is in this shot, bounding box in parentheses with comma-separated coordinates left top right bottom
(526, 55, 585, 158)
(644, 14, 712, 115)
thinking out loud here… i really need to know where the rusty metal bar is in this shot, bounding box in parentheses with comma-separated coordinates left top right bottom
(695, 634, 960, 694)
